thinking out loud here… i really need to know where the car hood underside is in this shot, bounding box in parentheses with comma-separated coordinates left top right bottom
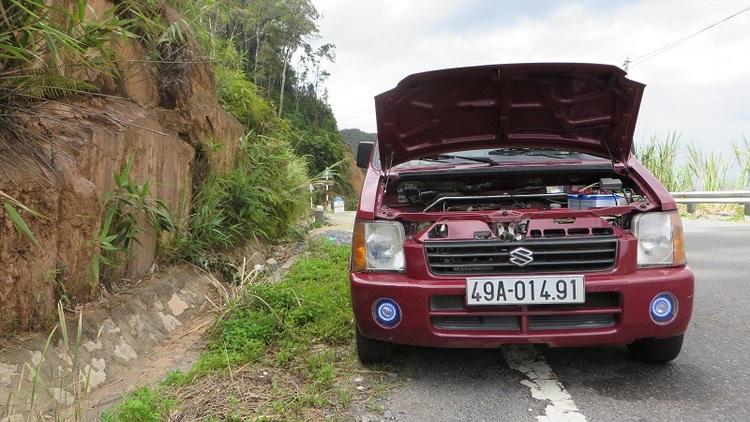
(374, 63, 645, 170)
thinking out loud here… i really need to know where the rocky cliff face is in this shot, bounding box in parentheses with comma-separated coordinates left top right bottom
(0, 2, 244, 334)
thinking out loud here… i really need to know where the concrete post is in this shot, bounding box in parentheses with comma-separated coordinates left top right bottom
(315, 205, 325, 224)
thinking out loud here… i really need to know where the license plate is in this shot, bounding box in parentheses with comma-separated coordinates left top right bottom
(466, 276, 585, 305)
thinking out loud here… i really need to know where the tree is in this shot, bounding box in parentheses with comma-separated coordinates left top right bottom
(275, 0, 318, 117)
(311, 43, 335, 96)
(248, 0, 283, 85)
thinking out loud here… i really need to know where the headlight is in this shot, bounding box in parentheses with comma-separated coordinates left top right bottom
(351, 221, 406, 272)
(632, 211, 686, 268)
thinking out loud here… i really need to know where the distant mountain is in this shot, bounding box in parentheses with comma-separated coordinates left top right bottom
(340, 128, 375, 152)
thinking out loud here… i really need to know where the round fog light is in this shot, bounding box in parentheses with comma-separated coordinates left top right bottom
(650, 292, 678, 324)
(373, 298, 401, 328)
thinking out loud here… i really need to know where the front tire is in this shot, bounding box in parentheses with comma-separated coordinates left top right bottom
(355, 325, 394, 364)
(627, 334, 684, 363)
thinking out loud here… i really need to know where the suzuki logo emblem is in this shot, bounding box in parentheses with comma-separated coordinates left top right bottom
(509, 247, 534, 267)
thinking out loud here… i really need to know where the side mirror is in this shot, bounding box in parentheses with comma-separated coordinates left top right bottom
(356, 142, 374, 169)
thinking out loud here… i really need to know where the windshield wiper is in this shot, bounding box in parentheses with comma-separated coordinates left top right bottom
(424, 154, 497, 165)
(488, 149, 571, 159)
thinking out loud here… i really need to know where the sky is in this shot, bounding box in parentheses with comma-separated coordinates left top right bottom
(310, 0, 750, 152)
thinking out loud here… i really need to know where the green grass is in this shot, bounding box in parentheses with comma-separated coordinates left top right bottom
(103, 239, 396, 421)
(636, 133, 750, 192)
(168, 133, 309, 267)
(101, 386, 173, 422)
(634, 132, 689, 192)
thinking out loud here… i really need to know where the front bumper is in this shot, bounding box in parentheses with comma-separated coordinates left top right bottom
(350, 267, 694, 348)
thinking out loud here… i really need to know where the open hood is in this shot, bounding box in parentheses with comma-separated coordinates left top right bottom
(374, 63, 645, 170)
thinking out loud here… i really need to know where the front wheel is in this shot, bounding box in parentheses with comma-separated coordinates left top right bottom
(355, 325, 394, 364)
(627, 334, 684, 363)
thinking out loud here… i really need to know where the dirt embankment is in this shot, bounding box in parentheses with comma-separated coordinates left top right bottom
(0, 1, 243, 335)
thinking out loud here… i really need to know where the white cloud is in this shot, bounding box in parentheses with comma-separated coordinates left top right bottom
(312, 0, 750, 150)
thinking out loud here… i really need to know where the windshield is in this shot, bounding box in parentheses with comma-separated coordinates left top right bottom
(393, 148, 606, 169)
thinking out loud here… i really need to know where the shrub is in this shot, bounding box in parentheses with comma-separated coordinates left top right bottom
(170, 132, 309, 261)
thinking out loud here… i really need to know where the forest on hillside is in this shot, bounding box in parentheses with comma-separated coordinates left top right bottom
(171, 0, 349, 187)
(340, 128, 376, 153)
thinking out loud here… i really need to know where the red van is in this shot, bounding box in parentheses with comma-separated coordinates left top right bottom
(350, 63, 694, 364)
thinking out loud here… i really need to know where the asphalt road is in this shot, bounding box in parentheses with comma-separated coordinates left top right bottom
(379, 218, 750, 422)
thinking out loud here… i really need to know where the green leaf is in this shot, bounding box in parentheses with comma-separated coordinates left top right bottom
(3, 202, 40, 246)
(88, 257, 100, 287)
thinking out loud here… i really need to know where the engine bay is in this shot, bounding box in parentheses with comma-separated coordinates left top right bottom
(380, 170, 652, 240)
(387, 173, 645, 213)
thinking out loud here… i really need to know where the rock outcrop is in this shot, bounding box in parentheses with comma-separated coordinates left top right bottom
(0, 1, 244, 334)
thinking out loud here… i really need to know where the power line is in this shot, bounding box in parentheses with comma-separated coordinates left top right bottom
(624, 4, 750, 70)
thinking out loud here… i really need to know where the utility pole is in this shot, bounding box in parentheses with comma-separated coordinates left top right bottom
(324, 169, 331, 211)
(622, 56, 630, 73)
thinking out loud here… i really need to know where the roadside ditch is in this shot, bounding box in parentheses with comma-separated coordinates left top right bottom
(0, 211, 356, 421)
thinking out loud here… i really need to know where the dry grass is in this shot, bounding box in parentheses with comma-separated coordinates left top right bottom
(165, 367, 275, 421)
(681, 203, 747, 220)
(163, 354, 399, 421)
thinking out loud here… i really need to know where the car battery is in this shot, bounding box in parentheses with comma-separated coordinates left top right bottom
(567, 193, 622, 209)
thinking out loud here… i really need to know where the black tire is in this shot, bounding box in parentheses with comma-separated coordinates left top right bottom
(355, 325, 394, 364)
(627, 334, 684, 363)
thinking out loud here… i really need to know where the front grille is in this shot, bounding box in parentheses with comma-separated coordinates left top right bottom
(425, 236, 617, 275)
(433, 315, 520, 331)
(430, 292, 620, 332)
(527, 314, 615, 330)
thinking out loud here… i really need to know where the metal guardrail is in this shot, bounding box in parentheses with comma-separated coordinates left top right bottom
(670, 190, 750, 214)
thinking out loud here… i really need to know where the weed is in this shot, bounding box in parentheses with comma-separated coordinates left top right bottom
(101, 385, 174, 422)
(36, 264, 68, 306)
(161, 370, 191, 388)
(88, 157, 173, 288)
(1, 190, 45, 246)
(7, 302, 93, 420)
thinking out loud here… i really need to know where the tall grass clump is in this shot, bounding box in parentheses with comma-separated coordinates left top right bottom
(634, 132, 690, 191)
(686, 143, 738, 191)
(170, 132, 309, 261)
(216, 66, 278, 131)
(732, 135, 750, 189)
(89, 158, 174, 288)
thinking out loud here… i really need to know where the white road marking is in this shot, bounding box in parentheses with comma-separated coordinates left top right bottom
(502, 344, 587, 422)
